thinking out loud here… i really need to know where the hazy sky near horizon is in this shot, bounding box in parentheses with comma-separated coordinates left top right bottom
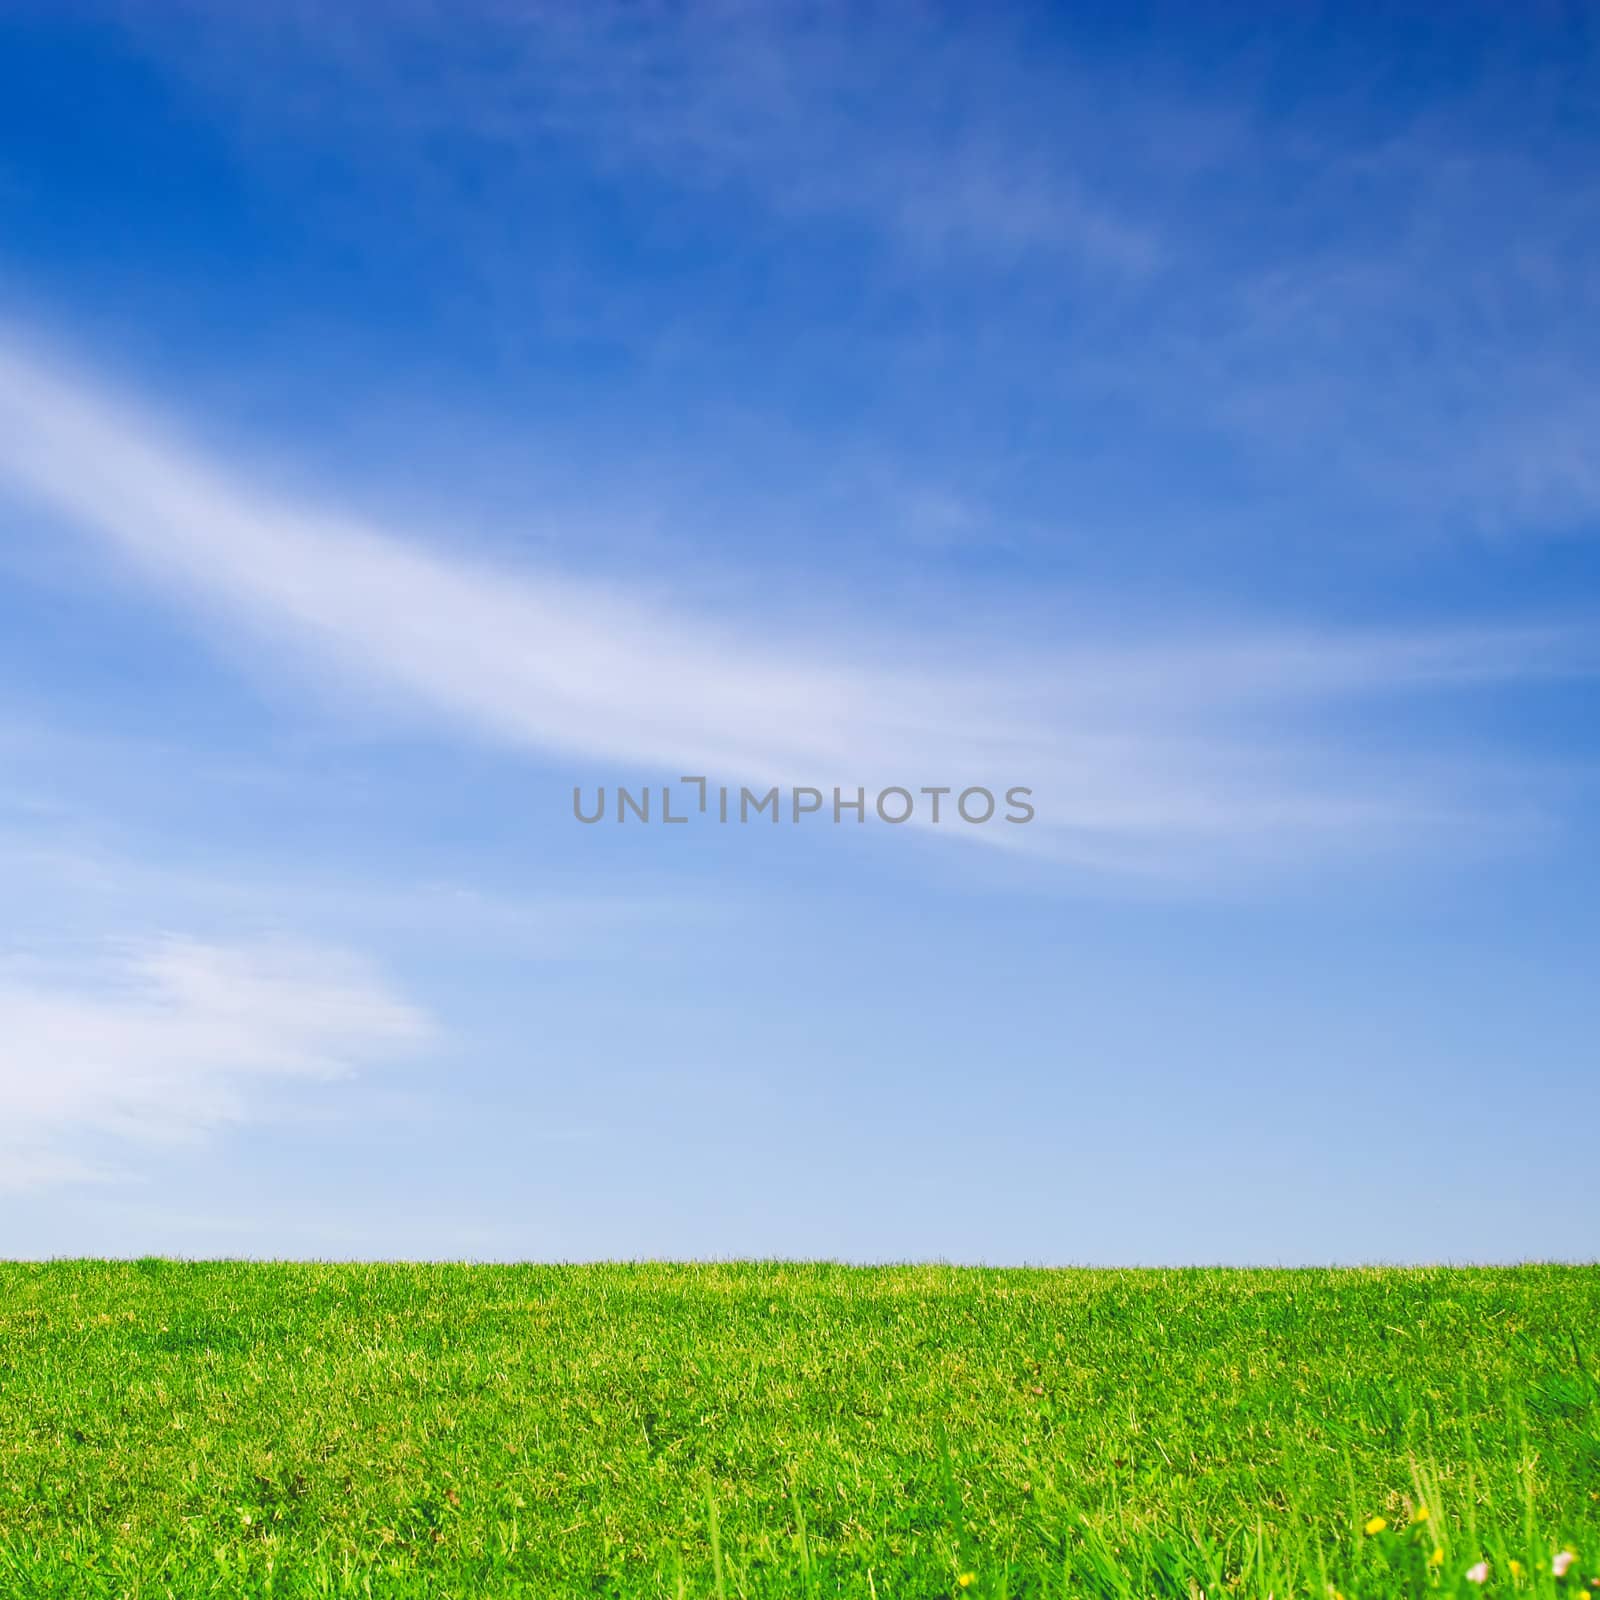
(1, 2, 1596, 1262)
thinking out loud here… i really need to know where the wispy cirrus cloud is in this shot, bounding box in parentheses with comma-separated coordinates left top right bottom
(0, 330, 1590, 876)
(1132, 125, 1600, 538)
(118, 3, 1600, 543)
(125, 1, 1159, 277)
(0, 935, 431, 1192)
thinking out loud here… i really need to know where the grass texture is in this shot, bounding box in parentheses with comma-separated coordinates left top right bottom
(0, 1262, 1596, 1597)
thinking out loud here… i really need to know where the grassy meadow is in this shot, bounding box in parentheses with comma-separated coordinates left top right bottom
(0, 1262, 1595, 1598)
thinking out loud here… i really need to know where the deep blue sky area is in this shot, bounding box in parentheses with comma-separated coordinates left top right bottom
(0, 3, 1595, 1261)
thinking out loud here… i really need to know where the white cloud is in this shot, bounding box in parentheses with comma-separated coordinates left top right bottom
(0, 936, 431, 1192)
(130, 3, 1155, 276)
(0, 331, 1588, 874)
(92, 6, 1600, 542)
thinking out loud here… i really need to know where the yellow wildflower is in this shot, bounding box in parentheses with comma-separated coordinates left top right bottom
(958, 1575, 977, 1590)
(1365, 1517, 1389, 1536)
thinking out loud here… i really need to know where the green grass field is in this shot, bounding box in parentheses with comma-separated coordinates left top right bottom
(0, 1263, 1595, 1598)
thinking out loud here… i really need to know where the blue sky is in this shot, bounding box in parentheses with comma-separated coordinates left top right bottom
(0, 3, 1595, 1262)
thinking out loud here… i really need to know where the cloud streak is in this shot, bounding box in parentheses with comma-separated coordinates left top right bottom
(0, 935, 431, 1192)
(129, 2, 1158, 277)
(0, 331, 1588, 874)
(122, 4, 1600, 542)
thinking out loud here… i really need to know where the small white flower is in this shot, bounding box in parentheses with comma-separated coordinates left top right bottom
(1467, 1562, 1490, 1585)
(1553, 1551, 1576, 1579)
